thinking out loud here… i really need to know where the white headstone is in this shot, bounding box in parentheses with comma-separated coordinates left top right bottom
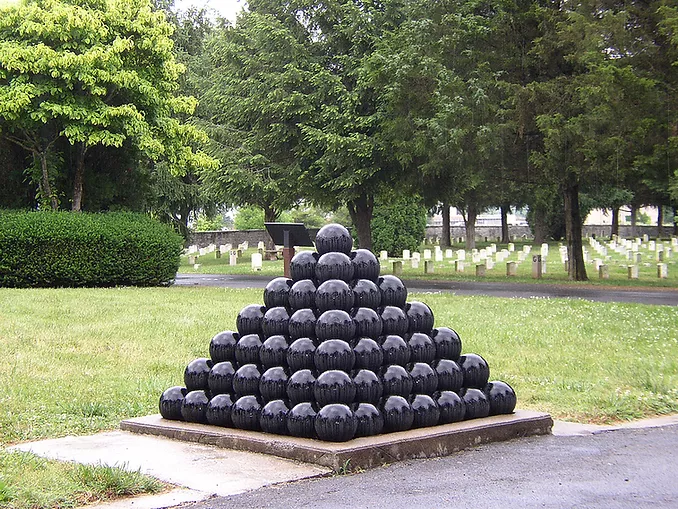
(628, 265, 639, 279)
(455, 260, 464, 272)
(251, 253, 263, 271)
(643, 234, 649, 242)
(412, 252, 421, 262)
(402, 249, 411, 260)
(508, 243, 515, 252)
(199, 248, 207, 257)
(435, 250, 443, 262)
(445, 249, 453, 259)
(380, 251, 388, 260)
(541, 243, 549, 257)
(257, 241, 266, 250)
(658, 263, 668, 279)
(523, 245, 531, 254)
(632, 243, 639, 252)
(424, 249, 432, 260)
(457, 250, 466, 261)
(220, 245, 228, 254)
(188, 245, 198, 254)
(486, 259, 494, 270)
(411, 258, 420, 269)
(230, 250, 238, 266)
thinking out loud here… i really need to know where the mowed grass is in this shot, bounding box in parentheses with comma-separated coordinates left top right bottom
(178, 241, 678, 288)
(1, 286, 677, 445)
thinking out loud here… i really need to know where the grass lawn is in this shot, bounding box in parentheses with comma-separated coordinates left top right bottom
(1, 286, 677, 507)
(178, 240, 678, 288)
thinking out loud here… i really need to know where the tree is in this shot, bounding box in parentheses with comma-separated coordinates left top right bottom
(0, 0, 215, 211)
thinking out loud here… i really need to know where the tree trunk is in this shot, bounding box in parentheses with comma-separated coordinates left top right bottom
(263, 205, 278, 250)
(532, 204, 547, 244)
(673, 207, 678, 236)
(347, 194, 374, 251)
(563, 181, 587, 281)
(500, 204, 510, 244)
(630, 204, 638, 238)
(38, 152, 58, 210)
(657, 205, 664, 239)
(610, 206, 619, 238)
(463, 203, 477, 250)
(72, 144, 86, 212)
(441, 203, 451, 247)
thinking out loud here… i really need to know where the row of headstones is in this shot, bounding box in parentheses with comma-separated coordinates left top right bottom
(587, 236, 675, 280)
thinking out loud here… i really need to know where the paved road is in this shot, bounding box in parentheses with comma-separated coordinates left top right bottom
(181, 424, 678, 509)
(174, 274, 678, 306)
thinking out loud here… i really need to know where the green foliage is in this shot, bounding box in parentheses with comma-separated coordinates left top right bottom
(233, 206, 265, 230)
(0, 211, 182, 287)
(193, 211, 224, 231)
(371, 194, 426, 255)
(0, 0, 217, 211)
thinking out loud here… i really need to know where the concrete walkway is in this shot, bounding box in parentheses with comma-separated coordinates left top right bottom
(8, 414, 678, 508)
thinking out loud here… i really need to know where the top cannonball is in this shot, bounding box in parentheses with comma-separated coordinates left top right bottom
(315, 223, 353, 255)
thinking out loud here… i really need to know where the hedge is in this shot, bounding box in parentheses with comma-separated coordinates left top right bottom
(371, 195, 427, 255)
(0, 211, 183, 287)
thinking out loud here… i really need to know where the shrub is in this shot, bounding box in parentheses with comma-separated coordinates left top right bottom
(371, 194, 427, 255)
(0, 211, 182, 287)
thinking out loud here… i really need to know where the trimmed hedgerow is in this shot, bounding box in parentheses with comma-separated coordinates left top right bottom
(0, 211, 183, 287)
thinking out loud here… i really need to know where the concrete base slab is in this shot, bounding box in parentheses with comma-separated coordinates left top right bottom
(121, 409, 552, 471)
(9, 431, 329, 497)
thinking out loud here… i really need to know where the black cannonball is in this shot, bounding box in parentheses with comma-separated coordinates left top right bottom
(435, 390, 466, 423)
(236, 304, 266, 336)
(259, 366, 289, 402)
(315, 339, 355, 373)
(287, 402, 318, 438)
(208, 361, 236, 395)
(288, 279, 317, 310)
(184, 358, 213, 392)
(432, 359, 463, 392)
(315, 223, 353, 256)
(409, 394, 440, 428)
(180, 390, 210, 423)
(259, 335, 289, 369)
(286, 368, 316, 405)
(233, 363, 262, 396)
(379, 306, 409, 336)
(316, 279, 354, 312)
(405, 301, 435, 334)
(351, 278, 382, 309)
(353, 368, 383, 404)
(260, 399, 289, 435)
(458, 353, 490, 389)
(286, 338, 317, 373)
(406, 332, 436, 364)
(231, 395, 263, 430)
(288, 309, 317, 340)
(381, 395, 414, 432)
(431, 327, 462, 361)
(315, 309, 356, 342)
(379, 334, 411, 367)
(460, 388, 490, 420)
(352, 337, 383, 371)
(159, 386, 187, 421)
(263, 277, 293, 308)
(484, 380, 517, 415)
(408, 362, 438, 394)
(378, 275, 407, 308)
(235, 333, 263, 366)
(314, 403, 357, 442)
(351, 307, 382, 340)
(290, 251, 318, 282)
(352, 402, 384, 437)
(209, 331, 239, 364)
(206, 393, 234, 427)
(350, 249, 380, 282)
(380, 364, 413, 397)
(316, 252, 354, 283)
(262, 306, 290, 337)
(314, 370, 356, 406)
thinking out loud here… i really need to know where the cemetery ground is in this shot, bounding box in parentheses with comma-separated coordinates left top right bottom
(179, 238, 678, 289)
(0, 286, 677, 508)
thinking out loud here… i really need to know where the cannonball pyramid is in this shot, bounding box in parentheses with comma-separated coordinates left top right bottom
(160, 223, 517, 442)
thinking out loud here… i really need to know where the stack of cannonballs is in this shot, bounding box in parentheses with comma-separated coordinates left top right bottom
(159, 223, 516, 442)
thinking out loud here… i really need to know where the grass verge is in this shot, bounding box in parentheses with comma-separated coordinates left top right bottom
(0, 450, 165, 509)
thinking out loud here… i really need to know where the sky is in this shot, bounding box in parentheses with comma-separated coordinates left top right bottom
(174, 0, 247, 22)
